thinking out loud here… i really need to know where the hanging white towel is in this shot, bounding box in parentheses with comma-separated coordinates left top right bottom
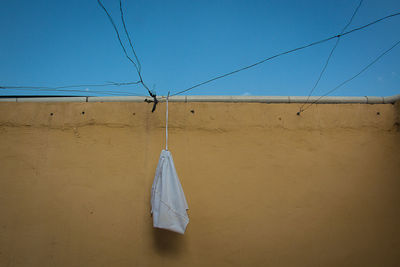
(151, 150, 189, 234)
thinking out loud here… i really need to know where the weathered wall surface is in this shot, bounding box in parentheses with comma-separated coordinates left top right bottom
(0, 102, 399, 267)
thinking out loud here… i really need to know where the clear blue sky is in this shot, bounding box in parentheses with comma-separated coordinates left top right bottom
(0, 0, 399, 97)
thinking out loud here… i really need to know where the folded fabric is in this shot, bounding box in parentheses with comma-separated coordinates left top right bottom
(151, 150, 189, 234)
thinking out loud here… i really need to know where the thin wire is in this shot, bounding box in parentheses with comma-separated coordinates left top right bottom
(119, 0, 142, 73)
(340, 12, 400, 37)
(0, 87, 147, 96)
(0, 81, 146, 96)
(299, 0, 363, 113)
(0, 81, 140, 90)
(97, 0, 140, 72)
(342, 0, 364, 31)
(301, 39, 400, 113)
(170, 11, 400, 97)
(98, 0, 154, 100)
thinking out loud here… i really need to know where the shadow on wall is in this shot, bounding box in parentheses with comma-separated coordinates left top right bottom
(152, 227, 187, 255)
(395, 101, 400, 131)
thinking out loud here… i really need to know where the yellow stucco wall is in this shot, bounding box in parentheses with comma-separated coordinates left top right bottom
(0, 101, 399, 266)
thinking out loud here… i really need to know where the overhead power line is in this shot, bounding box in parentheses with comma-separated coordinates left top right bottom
(341, 0, 364, 33)
(0, 87, 146, 96)
(299, 0, 364, 114)
(170, 11, 400, 97)
(97, 0, 158, 111)
(300, 38, 400, 113)
(0, 81, 141, 90)
(96, 0, 140, 73)
(119, 0, 142, 73)
(0, 81, 146, 96)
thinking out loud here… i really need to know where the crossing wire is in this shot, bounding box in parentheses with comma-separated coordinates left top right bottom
(169, 11, 400, 97)
(298, 0, 364, 114)
(300, 39, 400, 113)
(0, 81, 147, 96)
(97, 0, 158, 110)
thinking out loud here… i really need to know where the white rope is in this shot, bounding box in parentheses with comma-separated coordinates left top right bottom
(165, 91, 170, 150)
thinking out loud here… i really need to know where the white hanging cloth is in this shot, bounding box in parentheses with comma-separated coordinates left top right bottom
(151, 93, 189, 234)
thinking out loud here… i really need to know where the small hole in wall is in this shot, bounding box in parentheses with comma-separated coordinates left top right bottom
(190, 110, 195, 114)
(376, 112, 380, 115)
(81, 111, 85, 115)
(50, 113, 54, 116)
(132, 112, 136, 116)
(278, 117, 282, 121)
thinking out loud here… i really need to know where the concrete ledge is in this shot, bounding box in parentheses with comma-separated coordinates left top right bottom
(365, 96, 385, 104)
(16, 97, 87, 102)
(0, 98, 17, 102)
(1, 94, 399, 103)
(87, 96, 147, 102)
(291, 96, 368, 104)
(383, 94, 400, 104)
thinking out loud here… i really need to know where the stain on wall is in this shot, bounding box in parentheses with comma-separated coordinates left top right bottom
(0, 102, 399, 267)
